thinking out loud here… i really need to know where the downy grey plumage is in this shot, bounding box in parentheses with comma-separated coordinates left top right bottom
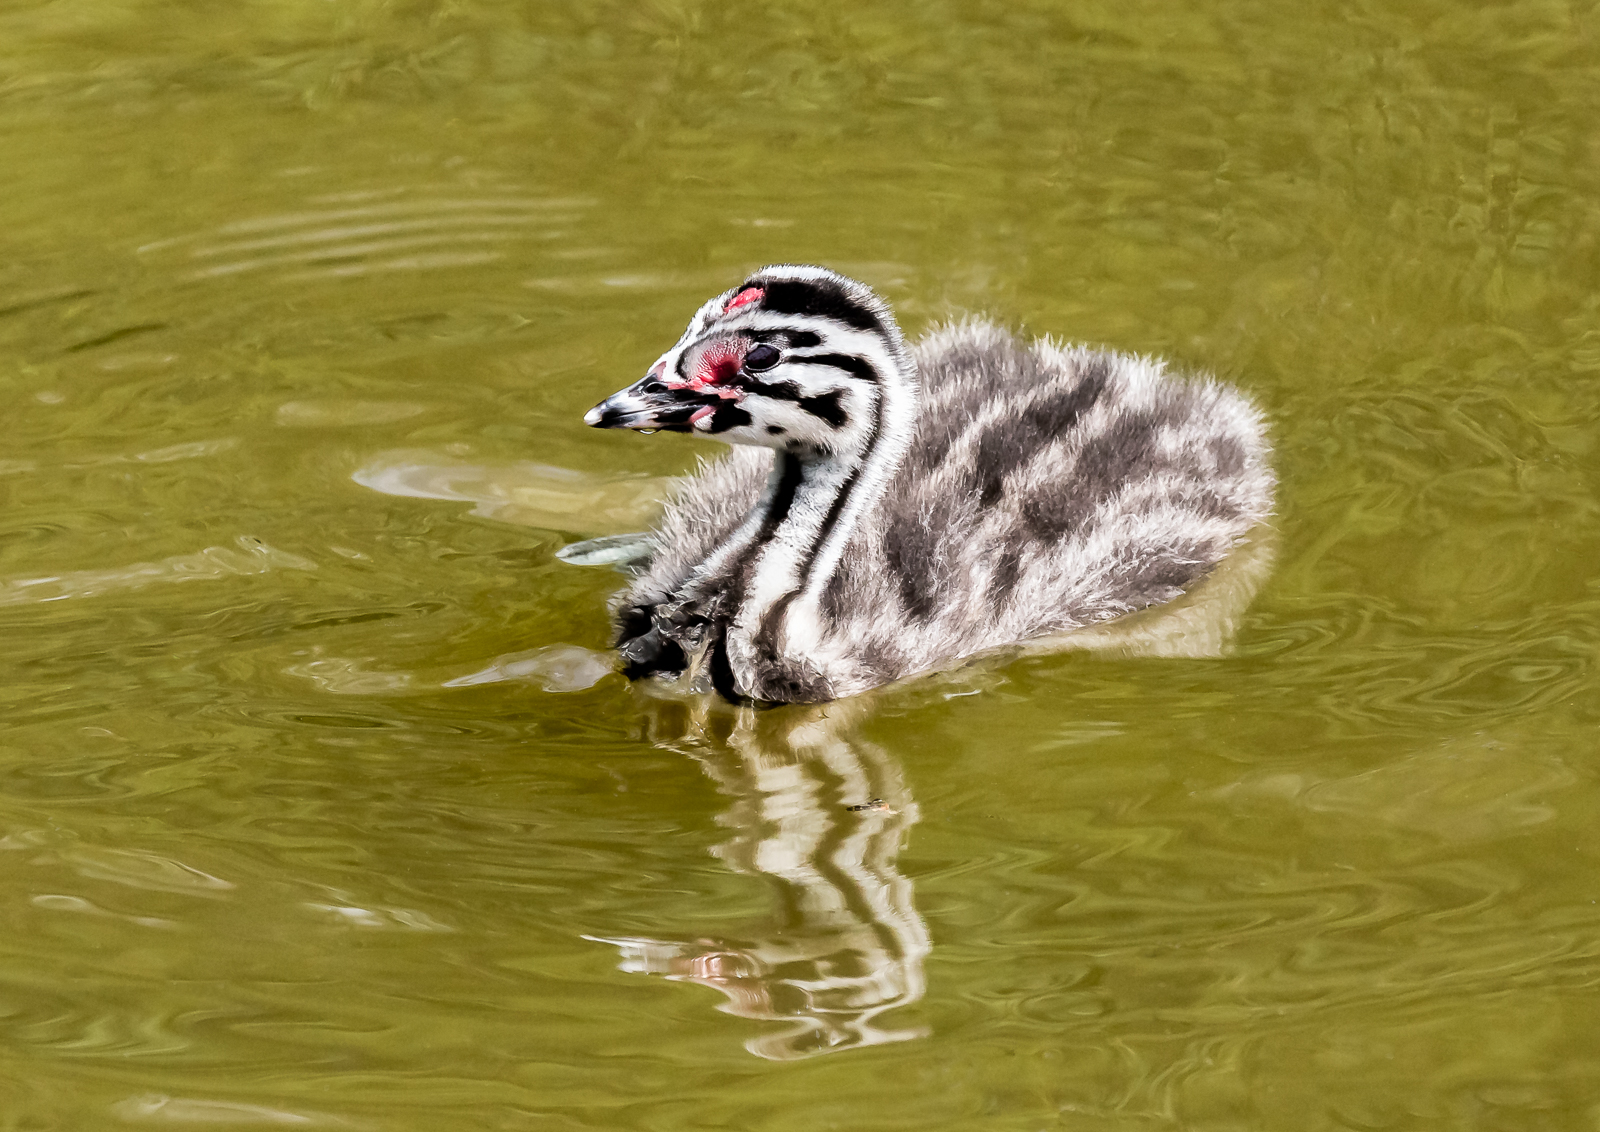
(582, 265, 1274, 704)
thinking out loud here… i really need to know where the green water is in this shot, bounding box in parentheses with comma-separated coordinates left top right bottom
(3, 1, 1600, 1127)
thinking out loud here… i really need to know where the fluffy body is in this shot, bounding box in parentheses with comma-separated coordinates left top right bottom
(587, 268, 1274, 704)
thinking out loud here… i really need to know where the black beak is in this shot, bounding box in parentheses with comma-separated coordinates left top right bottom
(584, 378, 710, 432)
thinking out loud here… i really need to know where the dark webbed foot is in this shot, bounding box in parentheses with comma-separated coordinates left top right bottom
(615, 604, 653, 645)
(618, 625, 687, 678)
(615, 605, 684, 678)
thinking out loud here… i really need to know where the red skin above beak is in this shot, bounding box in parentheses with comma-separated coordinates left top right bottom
(585, 339, 751, 433)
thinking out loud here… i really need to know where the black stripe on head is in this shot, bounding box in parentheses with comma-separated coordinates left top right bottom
(704, 403, 753, 433)
(747, 329, 823, 350)
(746, 380, 848, 428)
(799, 390, 847, 427)
(791, 353, 879, 384)
(755, 278, 884, 334)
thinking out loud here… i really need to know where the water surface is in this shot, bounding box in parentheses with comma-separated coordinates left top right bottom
(3, 1, 1600, 1128)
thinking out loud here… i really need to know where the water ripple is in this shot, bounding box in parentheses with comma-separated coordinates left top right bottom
(139, 194, 587, 285)
(111, 1093, 346, 1125)
(0, 538, 316, 607)
(352, 449, 667, 534)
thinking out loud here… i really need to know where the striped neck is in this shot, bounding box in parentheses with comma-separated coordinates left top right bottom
(598, 264, 923, 700)
(697, 352, 918, 698)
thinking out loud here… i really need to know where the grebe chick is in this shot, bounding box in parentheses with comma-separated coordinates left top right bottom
(580, 265, 1274, 704)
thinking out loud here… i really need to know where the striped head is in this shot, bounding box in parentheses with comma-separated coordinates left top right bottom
(584, 265, 915, 459)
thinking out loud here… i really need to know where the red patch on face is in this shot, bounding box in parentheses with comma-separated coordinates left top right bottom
(723, 286, 764, 313)
(690, 338, 747, 390)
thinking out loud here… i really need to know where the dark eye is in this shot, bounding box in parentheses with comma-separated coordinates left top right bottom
(641, 378, 667, 394)
(743, 344, 781, 372)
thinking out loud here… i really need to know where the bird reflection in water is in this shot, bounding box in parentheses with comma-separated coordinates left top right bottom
(571, 509, 1275, 1059)
(586, 698, 930, 1060)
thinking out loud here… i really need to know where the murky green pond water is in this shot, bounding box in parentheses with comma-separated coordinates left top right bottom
(3, 1, 1599, 1128)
